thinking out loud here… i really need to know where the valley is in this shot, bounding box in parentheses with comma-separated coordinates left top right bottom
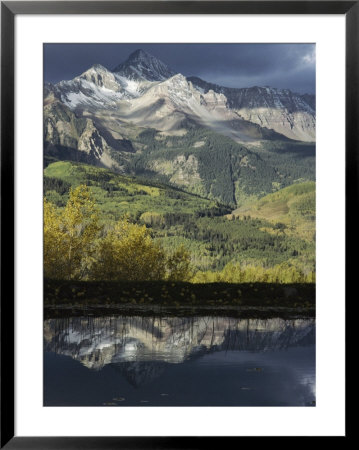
(43, 48, 316, 284)
(43, 44, 317, 410)
(44, 160, 315, 278)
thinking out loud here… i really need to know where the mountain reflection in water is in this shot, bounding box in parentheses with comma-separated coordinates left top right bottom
(44, 315, 315, 406)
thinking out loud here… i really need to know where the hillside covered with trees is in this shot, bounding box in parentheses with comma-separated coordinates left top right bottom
(44, 161, 315, 284)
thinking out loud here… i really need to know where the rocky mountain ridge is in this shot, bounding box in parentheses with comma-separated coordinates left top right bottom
(45, 49, 315, 142)
(189, 77, 316, 141)
(44, 49, 316, 203)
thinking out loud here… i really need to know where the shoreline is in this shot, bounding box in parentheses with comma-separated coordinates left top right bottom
(44, 279, 315, 319)
(44, 304, 315, 320)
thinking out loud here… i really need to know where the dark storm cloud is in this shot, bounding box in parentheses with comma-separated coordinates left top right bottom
(44, 43, 315, 94)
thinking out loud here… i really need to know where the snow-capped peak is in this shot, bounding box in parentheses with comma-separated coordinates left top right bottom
(113, 48, 177, 82)
(78, 64, 120, 92)
(83, 63, 109, 73)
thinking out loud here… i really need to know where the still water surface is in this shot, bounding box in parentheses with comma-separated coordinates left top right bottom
(44, 315, 315, 406)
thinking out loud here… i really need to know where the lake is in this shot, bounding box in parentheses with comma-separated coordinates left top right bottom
(44, 314, 315, 407)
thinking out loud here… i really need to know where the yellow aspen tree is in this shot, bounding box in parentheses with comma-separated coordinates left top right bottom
(44, 198, 66, 279)
(44, 185, 100, 280)
(61, 185, 100, 279)
(92, 217, 167, 281)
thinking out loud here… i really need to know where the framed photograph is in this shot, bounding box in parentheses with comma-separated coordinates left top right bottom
(1, 1, 352, 447)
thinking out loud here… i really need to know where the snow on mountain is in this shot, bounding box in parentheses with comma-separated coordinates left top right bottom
(113, 74, 144, 97)
(79, 64, 121, 91)
(64, 72, 279, 143)
(117, 73, 265, 141)
(45, 49, 315, 143)
(113, 49, 177, 82)
(47, 54, 164, 110)
(48, 65, 125, 109)
(43, 48, 316, 174)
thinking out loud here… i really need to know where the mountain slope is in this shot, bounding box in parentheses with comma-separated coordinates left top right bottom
(44, 159, 230, 221)
(189, 77, 315, 141)
(125, 126, 315, 206)
(45, 48, 315, 143)
(44, 161, 315, 272)
(44, 99, 315, 206)
(232, 181, 315, 240)
(46, 71, 286, 144)
(111, 73, 287, 142)
(43, 48, 316, 206)
(44, 98, 136, 171)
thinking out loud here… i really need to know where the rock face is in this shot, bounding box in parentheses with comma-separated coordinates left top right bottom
(116, 73, 242, 134)
(113, 49, 176, 81)
(45, 49, 315, 146)
(79, 64, 121, 91)
(43, 48, 316, 196)
(44, 98, 130, 169)
(77, 119, 114, 166)
(189, 77, 316, 142)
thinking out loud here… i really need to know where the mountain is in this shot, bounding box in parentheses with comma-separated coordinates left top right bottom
(113, 49, 176, 81)
(113, 73, 290, 142)
(46, 68, 285, 144)
(43, 48, 316, 205)
(45, 49, 315, 142)
(188, 77, 316, 141)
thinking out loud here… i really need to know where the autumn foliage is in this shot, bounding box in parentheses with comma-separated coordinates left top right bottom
(44, 184, 314, 284)
(44, 185, 192, 281)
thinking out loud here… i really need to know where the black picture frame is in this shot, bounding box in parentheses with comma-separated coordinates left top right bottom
(1, 1, 354, 447)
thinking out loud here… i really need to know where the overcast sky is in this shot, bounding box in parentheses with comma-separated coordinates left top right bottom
(44, 43, 315, 94)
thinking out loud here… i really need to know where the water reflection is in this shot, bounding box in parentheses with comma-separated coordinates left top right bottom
(44, 316, 315, 407)
(44, 316, 315, 370)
